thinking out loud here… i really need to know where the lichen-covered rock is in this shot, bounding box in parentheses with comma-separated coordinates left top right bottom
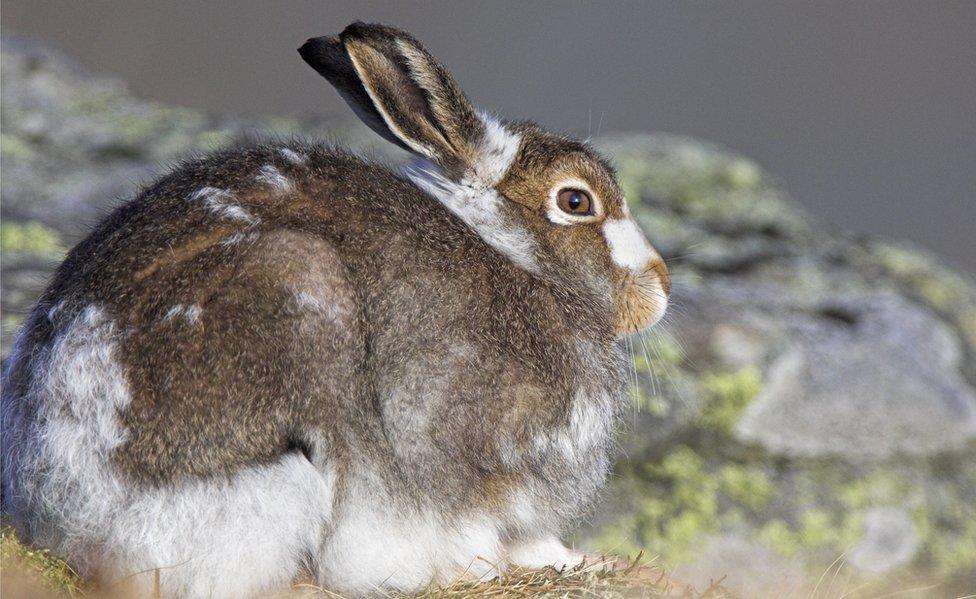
(586, 134, 976, 593)
(736, 293, 976, 459)
(3, 36, 975, 595)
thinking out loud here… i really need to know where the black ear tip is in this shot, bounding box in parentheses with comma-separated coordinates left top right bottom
(298, 36, 344, 74)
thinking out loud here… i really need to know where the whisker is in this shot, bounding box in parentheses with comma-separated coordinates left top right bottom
(628, 336, 640, 421)
(636, 330, 659, 399)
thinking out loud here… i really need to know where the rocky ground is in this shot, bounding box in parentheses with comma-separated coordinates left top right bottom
(2, 37, 975, 597)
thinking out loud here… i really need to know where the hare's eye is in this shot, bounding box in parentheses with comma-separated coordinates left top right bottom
(557, 189, 592, 215)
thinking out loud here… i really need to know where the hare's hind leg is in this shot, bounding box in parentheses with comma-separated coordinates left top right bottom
(313, 472, 506, 595)
(4, 303, 335, 598)
(99, 453, 332, 598)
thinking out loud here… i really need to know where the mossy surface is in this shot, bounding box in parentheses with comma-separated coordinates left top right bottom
(1, 221, 67, 258)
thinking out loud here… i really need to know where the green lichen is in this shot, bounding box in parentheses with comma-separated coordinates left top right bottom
(695, 367, 762, 432)
(598, 447, 777, 565)
(837, 470, 917, 511)
(960, 309, 976, 350)
(919, 461, 976, 578)
(196, 128, 235, 150)
(65, 88, 125, 115)
(1, 132, 35, 160)
(758, 519, 800, 557)
(723, 159, 762, 190)
(594, 446, 723, 563)
(718, 464, 774, 510)
(3, 313, 26, 335)
(870, 242, 971, 313)
(1, 221, 67, 258)
(627, 331, 690, 415)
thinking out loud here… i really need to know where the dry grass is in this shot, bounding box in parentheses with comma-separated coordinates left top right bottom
(1, 526, 85, 598)
(0, 527, 732, 598)
(291, 555, 733, 599)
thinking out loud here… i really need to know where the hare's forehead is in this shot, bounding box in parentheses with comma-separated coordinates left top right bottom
(496, 130, 624, 216)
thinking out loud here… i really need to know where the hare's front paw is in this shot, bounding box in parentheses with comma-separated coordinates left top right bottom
(505, 538, 585, 570)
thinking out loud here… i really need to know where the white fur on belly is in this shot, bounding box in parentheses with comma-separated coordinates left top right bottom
(318, 470, 503, 594)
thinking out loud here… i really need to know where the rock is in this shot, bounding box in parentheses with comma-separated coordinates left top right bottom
(848, 507, 921, 574)
(736, 293, 976, 460)
(585, 136, 976, 590)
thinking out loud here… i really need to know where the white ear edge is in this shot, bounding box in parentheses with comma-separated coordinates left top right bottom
(345, 47, 439, 160)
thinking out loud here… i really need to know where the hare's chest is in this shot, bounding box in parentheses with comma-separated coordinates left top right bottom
(532, 386, 618, 467)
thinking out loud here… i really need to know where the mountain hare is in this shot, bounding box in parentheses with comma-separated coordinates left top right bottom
(1, 22, 669, 597)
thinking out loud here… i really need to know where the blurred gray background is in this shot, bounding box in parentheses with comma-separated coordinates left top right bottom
(3, 1, 974, 272)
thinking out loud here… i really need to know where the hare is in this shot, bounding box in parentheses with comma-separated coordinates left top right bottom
(1, 22, 669, 598)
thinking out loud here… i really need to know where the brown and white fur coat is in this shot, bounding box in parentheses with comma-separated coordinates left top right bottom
(1, 22, 669, 597)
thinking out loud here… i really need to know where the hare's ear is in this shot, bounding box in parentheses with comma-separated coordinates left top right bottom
(300, 22, 487, 175)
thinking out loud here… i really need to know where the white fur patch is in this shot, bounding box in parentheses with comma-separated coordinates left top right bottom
(220, 231, 260, 247)
(163, 303, 202, 324)
(255, 164, 293, 193)
(189, 187, 258, 225)
(569, 391, 612, 451)
(278, 148, 306, 164)
(293, 291, 351, 323)
(602, 218, 654, 271)
(469, 113, 522, 189)
(47, 301, 66, 323)
(506, 537, 582, 570)
(319, 472, 503, 594)
(530, 387, 615, 463)
(2, 306, 334, 597)
(407, 117, 539, 274)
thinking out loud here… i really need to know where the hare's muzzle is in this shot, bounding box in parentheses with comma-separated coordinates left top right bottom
(602, 217, 670, 335)
(614, 257, 669, 336)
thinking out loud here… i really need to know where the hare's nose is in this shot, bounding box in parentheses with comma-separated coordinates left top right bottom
(649, 257, 671, 296)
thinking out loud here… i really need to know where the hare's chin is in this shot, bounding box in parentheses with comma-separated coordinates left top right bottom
(614, 278, 669, 336)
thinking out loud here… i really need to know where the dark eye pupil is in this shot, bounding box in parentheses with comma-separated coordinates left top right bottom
(557, 188, 592, 215)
